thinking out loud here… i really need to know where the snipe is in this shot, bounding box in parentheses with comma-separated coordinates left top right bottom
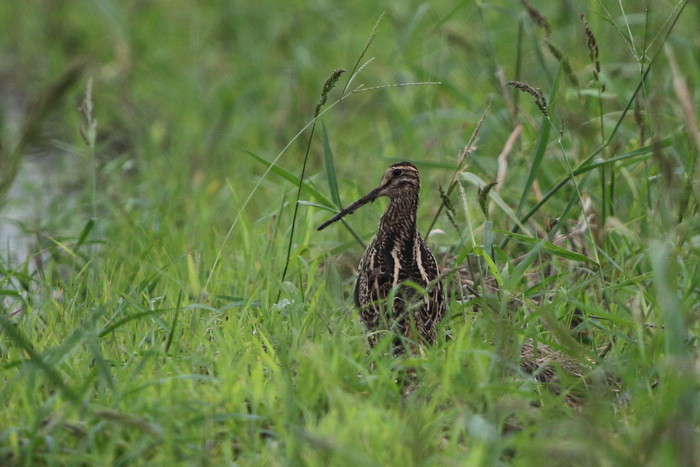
(318, 162, 446, 350)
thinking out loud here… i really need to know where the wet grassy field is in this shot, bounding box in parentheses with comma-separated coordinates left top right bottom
(1, 1, 698, 465)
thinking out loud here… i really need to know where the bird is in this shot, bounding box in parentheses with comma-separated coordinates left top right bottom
(318, 162, 447, 351)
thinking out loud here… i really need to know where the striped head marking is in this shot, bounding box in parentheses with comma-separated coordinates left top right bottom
(377, 162, 420, 198)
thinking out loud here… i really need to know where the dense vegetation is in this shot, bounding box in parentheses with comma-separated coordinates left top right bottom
(1, 1, 698, 465)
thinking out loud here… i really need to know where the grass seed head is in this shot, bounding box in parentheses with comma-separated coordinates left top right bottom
(438, 185, 459, 231)
(544, 38, 579, 87)
(478, 181, 498, 217)
(506, 80, 548, 116)
(314, 68, 346, 118)
(580, 13, 600, 79)
(520, 0, 551, 37)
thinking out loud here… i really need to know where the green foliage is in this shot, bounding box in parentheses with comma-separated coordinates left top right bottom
(1, 0, 698, 465)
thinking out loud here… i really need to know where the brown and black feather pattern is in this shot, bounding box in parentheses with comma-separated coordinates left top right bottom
(318, 162, 446, 349)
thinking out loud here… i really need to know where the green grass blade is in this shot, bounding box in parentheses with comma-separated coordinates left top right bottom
(500, 230, 596, 264)
(165, 291, 182, 354)
(501, 138, 670, 248)
(321, 122, 341, 207)
(76, 218, 95, 249)
(246, 150, 334, 208)
(514, 62, 563, 217)
(0, 314, 79, 403)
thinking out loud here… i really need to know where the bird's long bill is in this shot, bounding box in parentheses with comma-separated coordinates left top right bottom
(317, 186, 382, 231)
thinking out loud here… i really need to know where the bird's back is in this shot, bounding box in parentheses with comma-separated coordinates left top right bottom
(354, 231, 446, 346)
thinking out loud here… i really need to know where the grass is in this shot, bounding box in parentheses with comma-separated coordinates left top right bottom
(1, 0, 699, 465)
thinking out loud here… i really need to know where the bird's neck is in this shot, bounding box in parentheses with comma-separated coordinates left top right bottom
(377, 191, 419, 245)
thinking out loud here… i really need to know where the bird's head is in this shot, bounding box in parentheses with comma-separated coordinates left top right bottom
(376, 162, 420, 199)
(316, 161, 421, 231)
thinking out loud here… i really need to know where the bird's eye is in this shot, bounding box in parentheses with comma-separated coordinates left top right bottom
(392, 168, 403, 177)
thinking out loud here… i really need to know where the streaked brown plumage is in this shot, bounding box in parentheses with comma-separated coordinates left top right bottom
(318, 162, 446, 350)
